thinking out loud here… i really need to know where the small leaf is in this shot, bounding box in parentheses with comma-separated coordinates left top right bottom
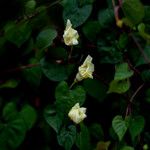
(121, 146, 134, 150)
(41, 58, 74, 81)
(63, 0, 92, 27)
(122, 0, 145, 25)
(5, 22, 31, 47)
(55, 81, 86, 116)
(98, 8, 114, 28)
(145, 88, 150, 103)
(0, 79, 19, 89)
(57, 125, 76, 150)
(76, 124, 91, 150)
(112, 115, 128, 141)
(141, 69, 150, 82)
(96, 141, 111, 150)
(136, 46, 150, 66)
(20, 105, 37, 130)
(2, 102, 18, 121)
(114, 63, 134, 80)
(36, 28, 57, 50)
(83, 79, 107, 102)
(22, 66, 42, 88)
(129, 116, 145, 141)
(82, 21, 101, 41)
(25, 0, 36, 14)
(44, 105, 62, 133)
(89, 123, 104, 140)
(108, 79, 130, 94)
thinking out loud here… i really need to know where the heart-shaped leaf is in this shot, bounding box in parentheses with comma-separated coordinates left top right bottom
(55, 81, 86, 116)
(112, 115, 128, 141)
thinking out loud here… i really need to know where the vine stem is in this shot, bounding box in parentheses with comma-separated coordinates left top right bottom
(69, 80, 77, 89)
(118, 0, 123, 6)
(16, 0, 62, 22)
(129, 83, 144, 103)
(68, 46, 73, 62)
(125, 83, 144, 117)
(0, 63, 40, 75)
(112, 0, 120, 22)
(130, 33, 150, 65)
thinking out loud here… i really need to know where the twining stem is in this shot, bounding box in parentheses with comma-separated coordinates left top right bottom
(125, 83, 144, 117)
(129, 83, 144, 103)
(0, 63, 40, 75)
(118, 0, 123, 6)
(130, 33, 150, 65)
(16, 0, 62, 22)
(69, 80, 77, 89)
(112, 0, 120, 21)
(68, 46, 73, 62)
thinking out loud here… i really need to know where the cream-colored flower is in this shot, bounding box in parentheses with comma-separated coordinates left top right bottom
(75, 55, 94, 82)
(68, 103, 87, 124)
(63, 19, 79, 46)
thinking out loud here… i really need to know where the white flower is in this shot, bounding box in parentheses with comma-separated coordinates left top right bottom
(63, 19, 79, 46)
(68, 103, 87, 124)
(75, 55, 94, 82)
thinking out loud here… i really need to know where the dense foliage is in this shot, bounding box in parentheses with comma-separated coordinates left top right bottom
(0, 0, 150, 149)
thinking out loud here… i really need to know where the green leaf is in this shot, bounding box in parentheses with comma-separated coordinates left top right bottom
(22, 65, 42, 87)
(141, 69, 150, 82)
(82, 21, 101, 41)
(118, 33, 129, 49)
(98, 8, 114, 28)
(55, 81, 86, 116)
(145, 88, 150, 103)
(0, 79, 19, 89)
(76, 123, 91, 150)
(114, 63, 134, 80)
(83, 79, 107, 102)
(5, 22, 31, 47)
(2, 102, 18, 121)
(138, 23, 150, 41)
(48, 47, 68, 60)
(20, 105, 37, 130)
(112, 115, 128, 141)
(6, 118, 26, 149)
(108, 79, 130, 94)
(0, 103, 28, 149)
(63, 0, 92, 27)
(36, 28, 57, 50)
(41, 58, 74, 81)
(25, 0, 36, 14)
(121, 146, 134, 150)
(57, 125, 76, 150)
(96, 141, 111, 150)
(44, 105, 62, 133)
(129, 116, 145, 141)
(122, 0, 145, 25)
(89, 123, 104, 140)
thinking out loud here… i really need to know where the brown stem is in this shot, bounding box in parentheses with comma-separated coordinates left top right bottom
(125, 83, 144, 117)
(130, 33, 150, 65)
(118, 0, 122, 6)
(129, 83, 144, 103)
(112, 0, 120, 21)
(16, 0, 62, 23)
(0, 63, 40, 75)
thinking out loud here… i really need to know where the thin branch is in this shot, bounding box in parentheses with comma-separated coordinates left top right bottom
(130, 33, 150, 65)
(0, 63, 40, 75)
(16, 0, 62, 23)
(129, 83, 144, 103)
(125, 83, 144, 117)
(118, 0, 123, 6)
